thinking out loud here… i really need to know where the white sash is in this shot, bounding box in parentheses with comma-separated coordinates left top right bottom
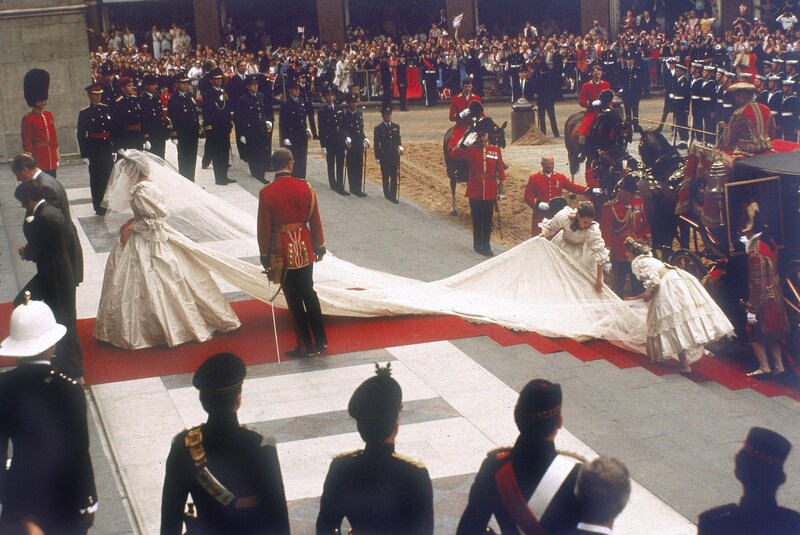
(528, 454, 580, 518)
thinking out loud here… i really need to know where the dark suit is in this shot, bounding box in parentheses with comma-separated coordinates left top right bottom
(167, 91, 200, 181)
(111, 94, 144, 150)
(318, 104, 347, 191)
(34, 171, 83, 286)
(373, 120, 402, 201)
(256, 73, 275, 169)
(380, 62, 394, 108)
(698, 500, 800, 535)
(77, 103, 114, 214)
(342, 109, 366, 194)
(279, 97, 310, 178)
(227, 73, 251, 160)
(140, 91, 170, 159)
(16, 202, 83, 378)
(235, 91, 272, 182)
(396, 61, 409, 110)
(317, 443, 433, 535)
(535, 68, 559, 136)
(161, 415, 290, 535)
(0, 363, 97, 534)
(202, 86, 233, 184)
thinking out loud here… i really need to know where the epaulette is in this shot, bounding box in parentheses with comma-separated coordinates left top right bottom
(333, 449, 363, 459)
(392, 452, 426, 468)
(81, 105, 90, 111)
(49, 369, 78, 385)
(488, 446, 513, 459)
(556, 449, 588, 463)
(116, 96, 124, 102)
(98, 103, 108, 107)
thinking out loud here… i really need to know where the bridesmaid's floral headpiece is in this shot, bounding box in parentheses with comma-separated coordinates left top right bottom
(624, 236, 650, 256)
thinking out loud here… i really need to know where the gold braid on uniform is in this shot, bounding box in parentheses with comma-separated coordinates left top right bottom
(530, 405, 561, 421)
(742, 441, 784, 466)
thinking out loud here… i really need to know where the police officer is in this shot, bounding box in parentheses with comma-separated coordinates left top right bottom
(228, 59, 252, 162)
(297, 72, 318, 140)
(317, 88, 347, 193)
(77, 83, 114, 215)
(780, 79, 799, 141)
(279, 79, 312, 179)
(619, 55, 643, 130)
(235, 75, 272, 184)
(373, 105, 403, 203)
(317, 364, 433, 534)
(690, 62, 705, 143)
(167, 71, 201, 181)
(112, 76, 144, 150)
(456, 379, 581, 534)
(256, 62, 276, 171)
(161, 352, 290, 535)
(342, 93, 369, 195)
(202, 68, 236, 185)
(698, 427, 800, 534)
(673, 63, 691, 148)
(701, 65, 718, 144)
(0, 297, 97, 535)
(140, 73, 170, 159)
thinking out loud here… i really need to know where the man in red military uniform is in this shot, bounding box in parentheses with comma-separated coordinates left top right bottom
(21, 69, 59, 177)
(600, 175, 651, 297)
(449, 118, 505, 256)
(449, 75, 484, 150)
(524, 155, 591, 235)
(718, 83, 776, 157)
(257, 148, 327, 358)
(576, 65, 612, 142)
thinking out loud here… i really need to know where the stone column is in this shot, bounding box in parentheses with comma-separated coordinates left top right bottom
(445, 0, 476, 40)
(317, 0, 347, 47)
(194, 0, 222, 51)
(0, 1, 89, 160)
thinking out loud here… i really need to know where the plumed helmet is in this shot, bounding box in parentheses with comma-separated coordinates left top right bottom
(0, 293, 66, 358)
(23, 69, 50, 107)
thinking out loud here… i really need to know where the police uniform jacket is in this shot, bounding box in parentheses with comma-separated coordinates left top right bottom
(373, 120, 402, 164)
(112, 94, 144, 149)
(524, 171, 588, 232)
(0, 363, 96, 529)
(456, 438, 580, 535)
(140, 91, 170, 142)
(77, 103, 113, 159)
(160, 414, 289, 535)
(257, 172, 324, 270)
(255, 74, 275, 123)
(449, 143, 505, 201)
(234, 91, 269, 136)
(279, 97, 309, 147)
(202, 86, 232, 136)
(298, 83, 318, 137)
(318, 103, 347, 152)
(167, 92, 200, 139)
(600, 196, 650, 261)
(698, 498, 800, 535)
(316, 443, 433, 535)
(619, 64, 643, 98)
(342, 108, 366, 145)
(21, 111, 59, 172)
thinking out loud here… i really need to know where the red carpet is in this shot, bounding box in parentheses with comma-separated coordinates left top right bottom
(0, 299, 798, 403)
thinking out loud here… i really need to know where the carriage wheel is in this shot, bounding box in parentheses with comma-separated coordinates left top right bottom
(669, 249, 706, 279)
(783, 261, 800, 323)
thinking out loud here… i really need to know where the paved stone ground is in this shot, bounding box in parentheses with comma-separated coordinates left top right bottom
(1, 95, 798, 534)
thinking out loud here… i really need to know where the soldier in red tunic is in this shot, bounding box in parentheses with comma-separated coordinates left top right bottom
(718, 83, 776, 157)
(599, 175, 651, 297)
(21, 69, 59, 177)
(449, 118, 505, 257)
(448, 75, 484, 150)
(524, 155, 591, 236)
(257, 148, 327, 358)
(576, 65, 612, 142)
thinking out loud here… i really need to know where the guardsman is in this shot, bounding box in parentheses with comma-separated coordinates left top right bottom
(99, 61, 118, 106)
(21, 69, 59, 177)
(599, 175, 651, 297)
(235, 74, 272, 183)
(673, 63, 691, 148)
(373, 105, 403, 203)
(257, 148, 327, 357)
(524, 154, 590, 235)
(297, 72, 318, 140)
(718, 83, 776, 156)
(317, 87, 348, 194)
(689, 62, 705, 143)
(0, 297, 97, 534)
(161, 352, 290, 535)
(112, 76, 144, 151)
(256, 64, 276, 171)
(342, 93, 369, 196)
(167, 71, 201, 181)
(449, 117, 506, 257)
(448, 75, 484, 150)
(140, 73, 170, 159)
(456, 379, 581, 535)
(698, 427, 800, 534)
(317, 364, 433, 535)
(780, 79, 799, 142)
(421, 50, 438, 107)
(202, 68, 235, 185)
(77, 83, 114, 215)
(619, 55, 643, 130)
(279, 79, 312, 179)
(766, 75, 783, 136)
(701, 65, 718, 144)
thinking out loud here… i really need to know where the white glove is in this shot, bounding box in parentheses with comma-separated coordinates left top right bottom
(345, 136, 352, 145)
(463, 132, 478, 147)
(398, 146, 404, 155)
(537, 201, 550, 211)
(363, 138, 370, 148)
(81, 158, 89, 165)
(306, 128, 312, 138)
(459, 109, 471, 119)
(591, 99, 601, 107)
(171, 138, 179, 146)
(240, 136, 247, 144)
(747, 312, 757, 324)
(144, 141, 152, 150)
(322, 147, 327, 155)
(376, 159, 380, 164)
(591, 188, 603, 195)
(284, 138, 292, 147)
(265, 121, 273, 131)
(618, 88, 623, 93)
(603, 262, 613, 275)
(668, 93, 674, 99)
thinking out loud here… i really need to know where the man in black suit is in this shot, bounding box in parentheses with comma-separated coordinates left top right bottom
(167, 72, 200, 181)
(318, 88, 348, 194)
(76, 84, 114, 215)
(140, 73, 170, 159)
(297, 72, 318, 140)
(235, 75, 272, 183)
(279, 79, 312, 179)
(565, 457, 631, 535)
(256, 63, 276, 171)
(380, 55, 394, 109)
(535, 65, 560, 137)
(373, 106, 403, 203)
(513, 68, 535, 103)
(0, 297, 97, 533)
(13, 180, 83, 378)
(227, 59, 252, 162)
(342, 93, 369, 195)
(161, 353, 289, 534)
(202, 68, 236, 185)
(396, 54, 409, 111)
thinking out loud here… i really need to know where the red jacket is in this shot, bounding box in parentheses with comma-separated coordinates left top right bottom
(523, 171, 587, 234)
(257, 172, 325, 270)
(21, 111, 58, 172)
(599, 196, 650, 261)
(577, 80, 611, 136)
(449, 144, 505, 200)
(448, 91, 484, 148)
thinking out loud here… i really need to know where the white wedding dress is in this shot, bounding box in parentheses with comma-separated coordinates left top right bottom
(540, 206, 610, 274)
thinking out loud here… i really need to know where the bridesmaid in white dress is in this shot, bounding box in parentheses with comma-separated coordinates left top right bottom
(94, 153, 240, 349)
(624, 237, 733, 372)
(539, 201, 610, 292)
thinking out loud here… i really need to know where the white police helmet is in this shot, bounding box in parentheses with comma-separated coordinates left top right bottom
(0, 293, 66, 357)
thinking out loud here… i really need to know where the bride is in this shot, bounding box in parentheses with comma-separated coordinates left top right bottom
(94, 151, 241, 349)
